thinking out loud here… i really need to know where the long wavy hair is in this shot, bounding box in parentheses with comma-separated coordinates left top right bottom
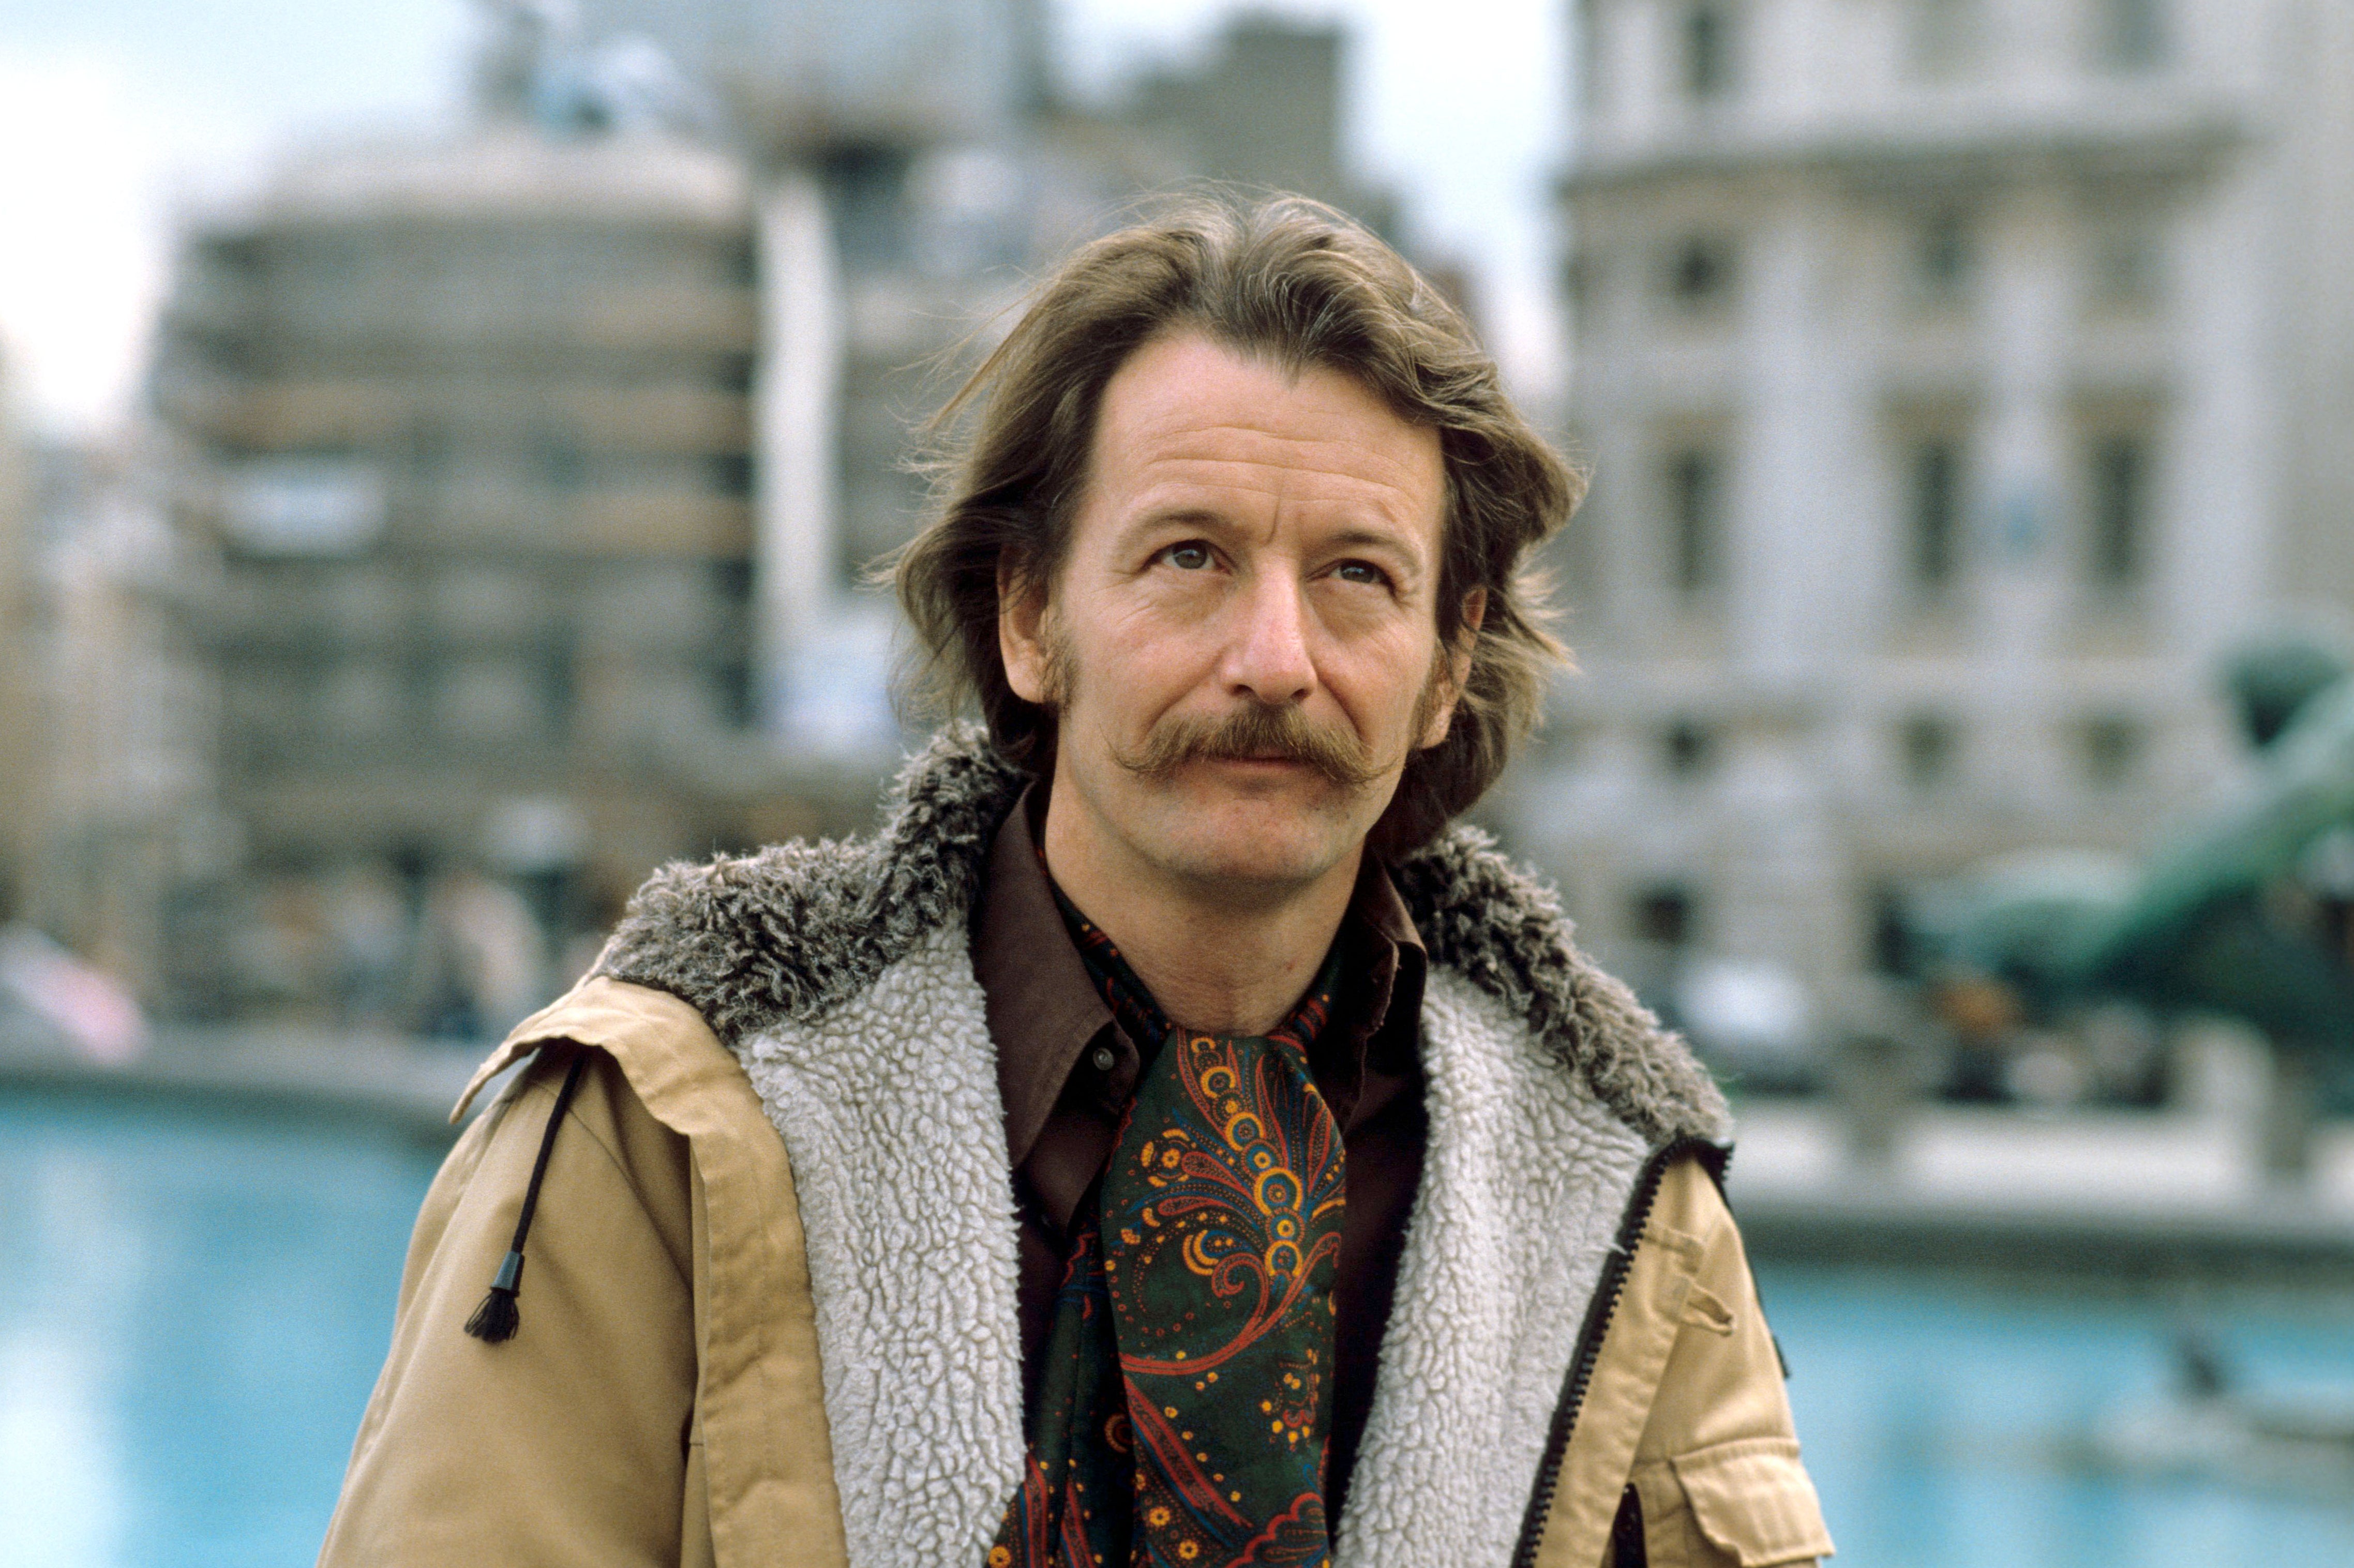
(892, 194, 1583, 857)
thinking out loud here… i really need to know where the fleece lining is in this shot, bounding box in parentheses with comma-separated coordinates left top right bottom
(1333, 967, 1650, 1564)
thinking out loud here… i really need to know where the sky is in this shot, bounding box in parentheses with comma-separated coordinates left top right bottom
(0, 0, 1567, 439)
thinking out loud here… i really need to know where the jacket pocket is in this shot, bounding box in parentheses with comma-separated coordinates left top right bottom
(1664, 1437, 1834, 1566)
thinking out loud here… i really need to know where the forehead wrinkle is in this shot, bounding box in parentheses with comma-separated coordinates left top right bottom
(1117, 465, 1430, 547)
(1119, 416, 1436, 495)
(1110, 431, 1434, 519)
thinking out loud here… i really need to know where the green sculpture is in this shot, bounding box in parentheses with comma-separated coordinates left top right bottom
(2081, 636, 2354, 1180)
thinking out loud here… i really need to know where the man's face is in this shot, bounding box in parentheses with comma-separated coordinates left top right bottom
(1000, 331, 1473, 898)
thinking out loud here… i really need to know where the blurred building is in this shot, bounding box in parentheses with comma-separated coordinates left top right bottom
(572, 0, 1050, 156)
(0, 359, 35, 917)
(18, 440, 212, 1000)
(1126, 16, 1399, 238)
(1540, 0, 2354, 999)
(146, 83, 845, 1026)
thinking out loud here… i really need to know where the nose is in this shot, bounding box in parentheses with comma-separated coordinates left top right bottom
(1222, 567, 1317, 707)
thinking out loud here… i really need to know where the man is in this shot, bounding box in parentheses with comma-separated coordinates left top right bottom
(321, 197, 1832, 1568)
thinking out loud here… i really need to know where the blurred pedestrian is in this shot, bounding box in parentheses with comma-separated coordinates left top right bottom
(325, 862, 409, 1030)
(322, 196, 1831, 1568)
(404, 867, 547, 1043)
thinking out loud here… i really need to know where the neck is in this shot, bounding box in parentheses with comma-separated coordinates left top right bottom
(1038, 786, 1361, 1039)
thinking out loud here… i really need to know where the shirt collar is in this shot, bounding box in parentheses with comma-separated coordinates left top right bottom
(976, 783, 1427, 1166)
(974, 785, 1113, 1169)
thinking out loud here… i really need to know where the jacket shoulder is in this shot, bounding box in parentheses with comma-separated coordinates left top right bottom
(437, 975, 850, 1560)
(325, 1001, 706, 1566)
(455, 975, 743, 1134)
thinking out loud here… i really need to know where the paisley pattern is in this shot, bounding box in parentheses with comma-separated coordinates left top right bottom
(991, 889, 1345, 1568)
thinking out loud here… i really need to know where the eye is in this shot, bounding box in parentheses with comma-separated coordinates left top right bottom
(1157, 541, 1215, 571)
(1332, 560, 1392, 587)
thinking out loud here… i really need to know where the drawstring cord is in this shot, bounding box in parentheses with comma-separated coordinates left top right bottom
(464, 1049, 591, 1344)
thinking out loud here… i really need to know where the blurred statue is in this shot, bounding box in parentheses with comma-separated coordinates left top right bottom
(473, 0, 574, 124)
(472, 0, 713, 139)
(578, 34, 719, 138)
(2082, 632, 2354, 1182)
(2224, 627, 2352, 749)
(1881, 851, 2155, 1116)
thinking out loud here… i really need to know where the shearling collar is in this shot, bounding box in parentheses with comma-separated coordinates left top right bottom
(595, 725, 1728, 1149)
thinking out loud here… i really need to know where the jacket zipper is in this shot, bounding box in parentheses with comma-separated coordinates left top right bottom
(1506, 1136, 1724, 1568)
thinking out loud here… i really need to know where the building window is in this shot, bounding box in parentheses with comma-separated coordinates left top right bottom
(724, 236, 757, 288)
(409, 420, 451, 486)
(540, 435, 587, 493)
(709, 559, 757, 729)
(1868, 883, 1915, 974)
(2087, 216, 2164, 313)
(1556, 477, 1603, 609)
(1915, 208, 1974, 305)
(1908, 438, 1964, 592)
(709, 453, 755, 497)
(403, 648, 445, 734)
(2097, 0, 2167, 71)
(1663, 234, 1738, 312)
(1910, 0, 1985, 78)
(541, 635, 577, 742)
(1563, 248, 1596, 320)
(1579, 0, 1608, 109)
(2087, 434, 2150, 588)
(1898, 714, 1959, 789)
(1666, 447, 1723, 594)
(2081, 715, 2144, 789)
(1665, 719, 1718, 778)
(1682, 2, 1736, 101)
(1633, 884, 1697, 947)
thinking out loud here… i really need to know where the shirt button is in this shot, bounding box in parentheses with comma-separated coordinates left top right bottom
(1090, 1045, 1118, 1073)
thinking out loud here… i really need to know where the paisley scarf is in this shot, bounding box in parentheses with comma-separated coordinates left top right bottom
(990, 884, 1347, 1568)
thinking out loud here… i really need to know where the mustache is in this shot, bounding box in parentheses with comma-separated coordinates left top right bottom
(1111, 703, 1387, 790)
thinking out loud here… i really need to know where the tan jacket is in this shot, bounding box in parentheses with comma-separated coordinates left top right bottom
(321, 977, 1830, 1568)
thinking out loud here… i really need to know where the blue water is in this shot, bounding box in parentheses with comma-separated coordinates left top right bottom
(0, 1094, 441, 1568)
(1761, 1263, 2354, 1566)
(4, 1093, 2352, 1566)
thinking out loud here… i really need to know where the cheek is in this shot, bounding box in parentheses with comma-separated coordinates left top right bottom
(1060, 593, 1220, 713)
(1330, 623, 1444, 735)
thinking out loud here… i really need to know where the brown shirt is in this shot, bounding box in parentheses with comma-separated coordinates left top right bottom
(971, 787, 1428, 1521)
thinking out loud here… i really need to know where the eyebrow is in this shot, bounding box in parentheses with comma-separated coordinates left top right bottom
(1133, 506, 1228, 532)
(1129, 507, 1421, 552)
(1321, 525, 1420, 559)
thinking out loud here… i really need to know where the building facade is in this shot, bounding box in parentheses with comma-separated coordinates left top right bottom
(0, 359, 35, 918)
(1534, 0, 2354, 1003)
(17, 438, 212, 1001)
(148, 113, 843, 1025)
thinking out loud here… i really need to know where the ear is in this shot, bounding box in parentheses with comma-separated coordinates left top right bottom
(1418, 587, 1487, 749)
(998, 554, 1055, 704)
